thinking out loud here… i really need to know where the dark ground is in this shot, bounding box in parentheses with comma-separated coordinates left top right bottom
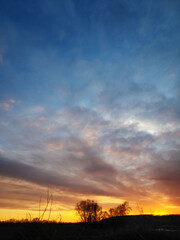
(0, 215, 180, 240)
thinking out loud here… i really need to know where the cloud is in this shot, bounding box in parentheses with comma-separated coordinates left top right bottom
(0, 0, 179, 216)
(0, 152, 120, 198)
(147, 150, 180, 200)
(0, 176, 82, 210)
(0, 98, 16, 111)
(30, 106, 44, 113)
(37, 116, 46, 121)
(0, 102, 11, 111)
(9, 99, 15, 103)
(0, 102, 179, 202)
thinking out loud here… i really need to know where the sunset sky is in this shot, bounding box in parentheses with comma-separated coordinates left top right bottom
(0, 0, 180, 222)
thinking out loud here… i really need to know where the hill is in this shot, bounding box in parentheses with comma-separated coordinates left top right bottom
(0, 215, 180, 240)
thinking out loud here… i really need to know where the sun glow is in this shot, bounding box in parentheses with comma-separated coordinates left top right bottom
(0, 209, 78, 223)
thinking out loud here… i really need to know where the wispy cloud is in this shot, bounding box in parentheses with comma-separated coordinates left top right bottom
(0, 98, 16, 111)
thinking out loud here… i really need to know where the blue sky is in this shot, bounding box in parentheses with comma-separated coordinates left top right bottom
(0, 0, 180, 220)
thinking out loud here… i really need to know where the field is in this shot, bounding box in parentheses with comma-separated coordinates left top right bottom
(0, 215, 180, 240)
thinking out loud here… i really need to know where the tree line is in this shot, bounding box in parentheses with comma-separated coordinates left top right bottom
(75, 199, 131, 223)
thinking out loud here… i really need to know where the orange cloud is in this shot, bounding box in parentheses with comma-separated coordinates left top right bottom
(37, 116, 47, 121)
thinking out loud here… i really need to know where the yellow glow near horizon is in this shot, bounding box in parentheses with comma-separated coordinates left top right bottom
(0, 187, 179, 222)
(0, 209, 79, 222)
(1, 204, 179, 222)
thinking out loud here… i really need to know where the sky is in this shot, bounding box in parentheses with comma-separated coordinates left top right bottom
(0, 0, 180, 222)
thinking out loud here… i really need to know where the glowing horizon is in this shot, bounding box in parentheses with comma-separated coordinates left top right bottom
(0, 186, 179, 222)
(1, 203, 179, 223)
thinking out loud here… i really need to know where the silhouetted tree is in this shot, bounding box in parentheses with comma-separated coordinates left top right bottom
(108, 201, 131, 217)
(100, 210, 109, 220)
(75, 199, 102, 222)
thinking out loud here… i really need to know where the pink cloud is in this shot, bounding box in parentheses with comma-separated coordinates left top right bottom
(37, 116, 46, 121)
(9, 99, 15, 103)
(0, 102, 11, 111)
(0, 98, 17, 111)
